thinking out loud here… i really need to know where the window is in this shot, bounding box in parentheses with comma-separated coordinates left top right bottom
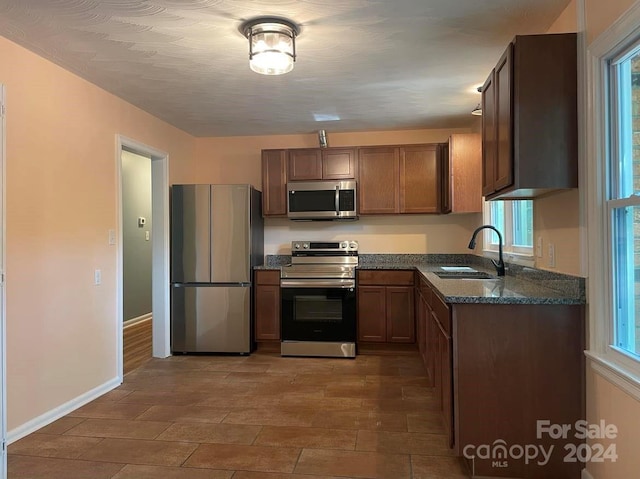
(483, 200, 534, 257)
(608, 41, 640, 360)
(586, 4, 640, 396)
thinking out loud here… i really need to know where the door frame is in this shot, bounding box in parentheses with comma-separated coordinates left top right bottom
(0, 84, 7, 479)
(116, 135, 170, 380)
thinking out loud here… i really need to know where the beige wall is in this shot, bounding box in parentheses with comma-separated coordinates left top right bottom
(526, 0, 583, 277)
(194, 128, 482, 255)
(582, 1, 640, 478)
(1, 35, 197, 431)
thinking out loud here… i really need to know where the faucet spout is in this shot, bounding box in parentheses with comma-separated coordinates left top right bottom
(468, 225, 506, 276)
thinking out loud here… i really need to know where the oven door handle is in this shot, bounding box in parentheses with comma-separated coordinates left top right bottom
(280, 279, 356, 289)
(335, 186, 340, 216)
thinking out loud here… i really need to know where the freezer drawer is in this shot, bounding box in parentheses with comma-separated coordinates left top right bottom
(171, 284, 251, 353)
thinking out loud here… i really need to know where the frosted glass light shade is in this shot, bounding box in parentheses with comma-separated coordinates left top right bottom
(243, 18, 298, 75)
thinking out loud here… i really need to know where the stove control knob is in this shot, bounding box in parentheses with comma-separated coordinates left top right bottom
(341, 242, 348, 249)
(303, 243, 310, 249)
(294, 243, 301, 249)
(349, 241, 358, 249)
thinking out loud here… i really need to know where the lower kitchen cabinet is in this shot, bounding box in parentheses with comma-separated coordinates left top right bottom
(416, 272, 585, 478)
(357, 270, 415, 343)
(254, 270, 280, 341)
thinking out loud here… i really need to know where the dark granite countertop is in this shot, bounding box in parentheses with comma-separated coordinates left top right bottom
(255, 254, 585, 305)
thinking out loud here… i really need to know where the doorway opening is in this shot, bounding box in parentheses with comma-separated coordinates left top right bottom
(116, 136, 170, 381)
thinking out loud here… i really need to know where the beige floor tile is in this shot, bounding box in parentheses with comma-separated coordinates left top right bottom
(254, 426, 357, 450)
(356, 430, 454, 456)
(78, 438, 198, 466)
(223, 407, 317, 427)
(294, 448, 411, 478)
(36, 417, 86, 435)
(197, 395, 282, 408)
(310, 411, 407, 432)
(156, 422, 261, 444)
(64, 418, 171, 439)
(365, 375, 430, 387)
(407, 413, 446, 433)
(324, 384, 404, 399)
(135, 404, 230, 423)
(8, 455, 125, 479)
(183, 443, 300, 473)
(116, 390, 212, 406)
(111, 464, 233, 479)
(293, 373, 365, 386)
(360, 397, 438, 413)
(232, 472, 352, 479)
(68, 401, 151, 420)
(279, 396, 363, 410)
(411, 455, 470, 478)
(402, 386, 437, 399)
(8, 433, 104, 459)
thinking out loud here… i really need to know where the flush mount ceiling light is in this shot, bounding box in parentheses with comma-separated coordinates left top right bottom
(241, 17, 299, 75)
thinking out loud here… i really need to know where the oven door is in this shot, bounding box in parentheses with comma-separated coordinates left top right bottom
(280, 279, 356, 342)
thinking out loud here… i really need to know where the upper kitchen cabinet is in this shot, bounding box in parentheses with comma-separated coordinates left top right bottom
(358, 144, 443, 215)
(482, 33, 577, 200)
(288, 147, 357, 181)
(261, 149, 288, 216)
(442, 134, 482, 213)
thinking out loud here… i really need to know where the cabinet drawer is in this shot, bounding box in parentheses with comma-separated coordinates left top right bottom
(358, 270, 415, 286)
(432, 291, 451, 335)
(255, 270, 280, 285)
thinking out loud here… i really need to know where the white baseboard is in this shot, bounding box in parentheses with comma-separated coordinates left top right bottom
(6, 376, 121, 444)
(123, 312, 152, 329)
(582, 468, 595, 479)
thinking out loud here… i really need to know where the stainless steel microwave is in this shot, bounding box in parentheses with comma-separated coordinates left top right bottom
(287, 180, 357, 220)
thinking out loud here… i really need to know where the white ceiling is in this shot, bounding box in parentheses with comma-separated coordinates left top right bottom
(0, 0, 571, 137)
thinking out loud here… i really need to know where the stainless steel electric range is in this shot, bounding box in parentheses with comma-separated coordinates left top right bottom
(280, 240, 358, 358)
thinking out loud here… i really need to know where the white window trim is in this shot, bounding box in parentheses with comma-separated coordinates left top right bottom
(585, 0, 640, 400)
(482, 201, 535, 266)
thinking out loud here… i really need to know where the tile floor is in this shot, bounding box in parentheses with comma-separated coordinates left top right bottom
(8, 352, 470, 478)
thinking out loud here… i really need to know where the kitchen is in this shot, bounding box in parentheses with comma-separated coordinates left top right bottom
(0, 0, 639, 479)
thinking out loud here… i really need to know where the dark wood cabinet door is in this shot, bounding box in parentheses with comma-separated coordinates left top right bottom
(399, 144, 440, 214)
(386, 286, 415, 343)
(357, 286, 387, 342)
(322, 148, 356, 179)
(254, 283, 281, 341)
(438, 324, 454, 448)
(440, 142, 451, 214)
(494, 43, 514, 191)
(288, 149, 322, 181)
(481, 71, 497, 196)
(262, 150, 288, 216)
(449, 134, 482, 213)
(357, 147, 399, 214)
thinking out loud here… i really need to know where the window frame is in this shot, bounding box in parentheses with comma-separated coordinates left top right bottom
(483, 200, 535, 263)
(586, 1, 640, 400)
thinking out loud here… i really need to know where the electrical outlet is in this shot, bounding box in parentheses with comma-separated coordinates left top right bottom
(108, 229, 116, 245)
(145, 231, 150, 241)
(536, 237, 543, 257)
(94, 269, 102, 285)
(547, 243, 556, 268)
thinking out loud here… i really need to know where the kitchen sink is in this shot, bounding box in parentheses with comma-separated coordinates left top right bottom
(434, 271, 496, 280)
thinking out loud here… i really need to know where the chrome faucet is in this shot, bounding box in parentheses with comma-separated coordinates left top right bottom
(468, 225, 505, 276)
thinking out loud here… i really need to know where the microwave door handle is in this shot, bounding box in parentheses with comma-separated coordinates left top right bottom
(335, 186, 340, 216)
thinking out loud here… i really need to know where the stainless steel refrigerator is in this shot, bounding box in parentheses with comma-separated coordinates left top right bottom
(170, 184, 263, 353)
